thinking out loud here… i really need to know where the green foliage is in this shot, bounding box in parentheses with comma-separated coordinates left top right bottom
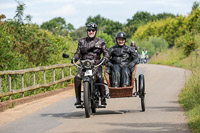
(67, 23, 75, 31)
(132, 16, 186, 47)
(0, 20, 76, 70)
(14, 1, 26, 24)
(175, 32, 197, 56)
(125, 11, 176, 40)
(96, 32, 114, 48)
(70, 26, 87, 41)
(135, 36, 169, 56)
(179, 69, 200, 133)
(41, 17, 75, 36)
(183, 42, 197, 56)
(127, 11, 152, 26)
(0, 21, 27, 70)
(132, 9, 200, 48)
(149, 47, 185, 66)
(41, 17, 68, 35)
(192, 1, 200, 11)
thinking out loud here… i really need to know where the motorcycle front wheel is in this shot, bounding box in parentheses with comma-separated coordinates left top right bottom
(84, 82, 92, 118)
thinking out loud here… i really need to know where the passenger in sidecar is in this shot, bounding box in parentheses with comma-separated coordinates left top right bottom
(105, 32, 139, 88)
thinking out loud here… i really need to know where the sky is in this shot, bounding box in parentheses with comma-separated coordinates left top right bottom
(0, 0, 199, 29)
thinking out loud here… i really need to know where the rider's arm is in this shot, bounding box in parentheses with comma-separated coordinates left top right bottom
(130, 47, 140, 65)
(73, 39, 82, 62)
(101, 40, 109, 60)
(105, 46, 114, 67)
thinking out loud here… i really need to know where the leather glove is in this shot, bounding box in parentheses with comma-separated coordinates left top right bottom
(136, 58, 140, 64)
(128, 62, 135, 68)
(106, 62, 113, 68)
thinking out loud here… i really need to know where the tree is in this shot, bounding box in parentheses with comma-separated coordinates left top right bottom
(96, 32, 114, 48)
(70, 26, 87, 41)
(125, 11, 176, 39)
(41, 17, 67, 33)
(192, 1, 200, 11)
(127, 11, 152, 27)
(67, 23, 75, 31)
(14, 1, 26, 24)
(0, 14, 6, 22)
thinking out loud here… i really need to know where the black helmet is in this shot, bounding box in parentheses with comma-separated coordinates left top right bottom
(116, 32, 126, 40)
(86, 22, 97, 31)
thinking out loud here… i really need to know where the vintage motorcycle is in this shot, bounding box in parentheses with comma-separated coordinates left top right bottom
(63, 53, 108, 118)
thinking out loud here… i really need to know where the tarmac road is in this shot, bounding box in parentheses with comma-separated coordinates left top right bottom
(0, 64, 191, 133)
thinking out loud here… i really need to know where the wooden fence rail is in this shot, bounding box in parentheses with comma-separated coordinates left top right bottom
(0, 63, 75, 101)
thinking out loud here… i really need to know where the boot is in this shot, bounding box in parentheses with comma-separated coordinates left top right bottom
(98, 78, 107, 105)
(74, 77, 82, 105)
(101, 97, 107, 105)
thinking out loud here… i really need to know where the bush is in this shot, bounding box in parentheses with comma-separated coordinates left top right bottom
(135, 36, 168, 56)
(96, 32, 114, 48)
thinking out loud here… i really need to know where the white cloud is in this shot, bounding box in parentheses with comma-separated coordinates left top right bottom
(77, 0, 124, 5)
(148, 0, 188, 7)
(0, 2, 16, 10)
(49, 5, 77, 16)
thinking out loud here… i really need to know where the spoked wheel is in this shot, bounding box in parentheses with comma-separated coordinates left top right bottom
(84, 82, 91, 118)
(139, 74, 145, 112)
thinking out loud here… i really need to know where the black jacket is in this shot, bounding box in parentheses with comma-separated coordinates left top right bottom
(107, 44, 139, 71)
(73, 37, 109, 64)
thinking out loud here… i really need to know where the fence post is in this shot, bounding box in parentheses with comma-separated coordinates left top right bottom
(69, 67, 72, 76)
(21, 74, 24, 97)
(33, 72, 36, 86)
(53, 69, 55, 82)
(52, 69, 55, 90)
(69, 66, 72, 84)
(61, 68, 64, 87)
(8, 75, 12, 100)
(43, 70, 46, 84)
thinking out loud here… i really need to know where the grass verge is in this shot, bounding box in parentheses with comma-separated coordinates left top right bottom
(149, 48, 200, 133)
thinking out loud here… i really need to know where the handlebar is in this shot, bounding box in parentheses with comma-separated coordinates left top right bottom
(72, 58, 106, 68)
(94, 58, 106, 68)
(72, 59, 81, 68)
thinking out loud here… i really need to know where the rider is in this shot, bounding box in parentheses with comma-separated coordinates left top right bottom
(141, 48, 148, 63)
(130, 41, 138, 53)
(106, 32, 139, 87)
(71, 22, 109, 106)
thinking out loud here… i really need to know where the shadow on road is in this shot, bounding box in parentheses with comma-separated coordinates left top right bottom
(100, 122, 190, 133)
(40, 109, 140, 119)
(148, 106, 183, 112)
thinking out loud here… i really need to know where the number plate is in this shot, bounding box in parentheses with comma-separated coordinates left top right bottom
(84, 70, 92, 76)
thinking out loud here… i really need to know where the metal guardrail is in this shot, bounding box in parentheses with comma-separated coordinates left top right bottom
(0, 63, 75, 101)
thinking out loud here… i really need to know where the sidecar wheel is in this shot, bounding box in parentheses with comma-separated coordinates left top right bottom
(139, 74, 145, 112)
